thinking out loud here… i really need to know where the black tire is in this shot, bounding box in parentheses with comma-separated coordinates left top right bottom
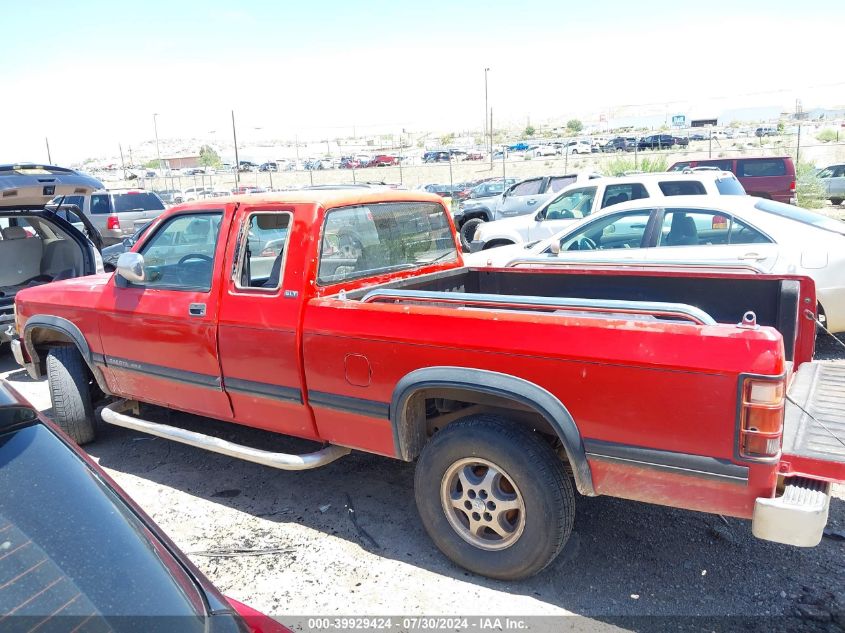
(46, 346, 95, 445)
(459, 218, 485, 252)
(832, 198, 843, 206)
(415, 415, 575, 580)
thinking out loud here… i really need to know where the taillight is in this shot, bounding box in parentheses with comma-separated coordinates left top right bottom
(260, 247, 278, 257)
(739, 377, 785, 459)
(107, 215, 120, 230)
(790, 179, 796, 192)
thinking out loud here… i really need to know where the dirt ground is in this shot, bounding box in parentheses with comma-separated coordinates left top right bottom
(2, 346, 844, 631)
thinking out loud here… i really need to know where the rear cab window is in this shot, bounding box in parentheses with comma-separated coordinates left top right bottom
(317, 201, 456, 285)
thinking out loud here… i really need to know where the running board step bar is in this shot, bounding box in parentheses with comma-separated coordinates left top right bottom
(100, 400, 350, 470)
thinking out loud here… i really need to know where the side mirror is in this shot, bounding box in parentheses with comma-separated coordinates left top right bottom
(116, 252, 146, 284)
(535, 210, 544, 221)
(548, 240, 561, 255)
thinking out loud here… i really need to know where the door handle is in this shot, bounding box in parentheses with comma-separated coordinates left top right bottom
(527, 199, 537, 205)
(739, 253, 766, 261)
(189, 303, 206, 317)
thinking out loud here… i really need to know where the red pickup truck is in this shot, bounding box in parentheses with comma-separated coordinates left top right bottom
(11, 189, 845, 580)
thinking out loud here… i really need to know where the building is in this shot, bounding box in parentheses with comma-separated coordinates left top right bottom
(163, 155, 201, 170)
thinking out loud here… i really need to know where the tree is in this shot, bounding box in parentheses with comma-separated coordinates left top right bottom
(566, 119, 583, 133)
(199, 145, 222, 168)
(523, 125, 536, 138)
(143, 159, 160, 169)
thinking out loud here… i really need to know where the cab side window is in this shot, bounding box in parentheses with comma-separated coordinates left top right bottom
(601, 183, 648, 208)
(137, 212, 222, 291)
(233, 213, 291, 291)
(544, 187, 596, 220)
(657, 210, 771, 247)
(510, 179, 543, 196)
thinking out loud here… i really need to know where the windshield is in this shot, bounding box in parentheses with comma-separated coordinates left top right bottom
(111, 192, 165, 213)
(754, 199, 845, 235)
(0, 423, 207, 629)
(317, 201, 457, 284)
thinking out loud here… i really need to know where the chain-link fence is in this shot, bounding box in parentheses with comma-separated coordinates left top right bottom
(111, 130, 845, 209)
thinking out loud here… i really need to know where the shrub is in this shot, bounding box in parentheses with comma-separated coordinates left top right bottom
(603, 155, 668, 176)
(795, 160, 825, 209)
(816, 128, 840, 143)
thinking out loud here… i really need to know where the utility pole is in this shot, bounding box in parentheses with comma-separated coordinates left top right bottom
(45, 137, 52, 164)
(153, 113, 163, 173)
(231, 110, 240, 187)
(484, 67, 489, 140)
(119, 143, 127, 180)
(489, 107, 494, 169)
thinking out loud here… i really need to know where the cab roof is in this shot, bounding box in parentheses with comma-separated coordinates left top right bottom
(170, 187, 447, 212)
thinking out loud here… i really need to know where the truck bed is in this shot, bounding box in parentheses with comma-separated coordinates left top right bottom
(784, 361, 845, 481)
(345, 266, 811, 362)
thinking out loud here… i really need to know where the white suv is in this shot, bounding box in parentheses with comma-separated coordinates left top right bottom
(469, 171, 745, 252)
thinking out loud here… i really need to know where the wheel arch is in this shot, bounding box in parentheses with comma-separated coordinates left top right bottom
(391, 366, 595, 496)
(23, 315, 110, 394)
(462, 208, 492, 222)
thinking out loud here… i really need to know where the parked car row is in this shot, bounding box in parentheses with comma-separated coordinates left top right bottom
(468, 170, 745, 252)
(465, 194, 845, 332)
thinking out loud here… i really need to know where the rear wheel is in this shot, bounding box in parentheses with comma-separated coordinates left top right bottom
(46, 346, 95, 445)
(832, 198, 843, 206)
(415, 415, 574, 580)
(459, 218, 485, 252)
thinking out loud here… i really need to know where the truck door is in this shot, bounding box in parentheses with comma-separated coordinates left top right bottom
(216, 204, 319, 440)
(98, 208, 232, 420)
(498, 178, 544, 218)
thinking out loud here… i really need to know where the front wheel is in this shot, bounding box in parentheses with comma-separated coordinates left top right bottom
(415, 415, 574, 580)
(46, 346, 96, 444)
(832, 198, 843, 206)
(459, 218, 485, 252)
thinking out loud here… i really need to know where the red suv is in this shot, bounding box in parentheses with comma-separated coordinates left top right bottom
(668, 156, 796, 204)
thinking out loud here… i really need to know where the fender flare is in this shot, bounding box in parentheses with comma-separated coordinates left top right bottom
(390, 366, 595, 496)
(23, 315, 110, 393)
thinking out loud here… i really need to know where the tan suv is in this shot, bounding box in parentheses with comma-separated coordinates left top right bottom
(50, 188, 166, 246)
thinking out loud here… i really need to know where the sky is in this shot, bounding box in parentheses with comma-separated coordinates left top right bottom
(2, 0, 843, 164)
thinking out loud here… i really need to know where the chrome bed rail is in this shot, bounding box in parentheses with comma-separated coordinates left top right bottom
(360, 288, 716, 325)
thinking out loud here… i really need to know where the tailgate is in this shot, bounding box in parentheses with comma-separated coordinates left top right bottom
(782, 361, 845, 482)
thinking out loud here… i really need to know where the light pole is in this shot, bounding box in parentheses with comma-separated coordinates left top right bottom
(152, 113, 163, 174)
(231, 110, 240, 188)
(484, 67, 490, 164)
(484, 67, 489, 139)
